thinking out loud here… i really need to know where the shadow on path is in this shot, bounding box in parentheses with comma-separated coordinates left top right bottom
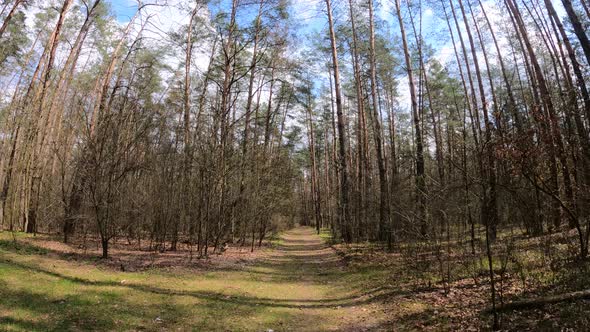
(1, 227, 403, 311)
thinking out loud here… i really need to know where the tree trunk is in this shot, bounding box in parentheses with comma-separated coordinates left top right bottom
(395, 0, 426, 237)
(325, 0, 352, 243)
(0, 0, 23, 39)
(368, 0, 391, 243)
(560, 0, 590, 66)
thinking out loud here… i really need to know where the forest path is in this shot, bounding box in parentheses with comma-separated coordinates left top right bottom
(226, 226, 390, 331)
(0, 227, 394, 331)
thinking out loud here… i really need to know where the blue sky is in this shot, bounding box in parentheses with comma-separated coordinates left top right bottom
(105, 0, 328, 33)
(106, 0, 137, 22)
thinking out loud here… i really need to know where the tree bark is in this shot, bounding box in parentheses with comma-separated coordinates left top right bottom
(560, 0, 590, 66)
(368, 0, 391, 244)
(394, 0, 426, 237)
(324, 0, 352, 243)
(0, 0, 24, 39)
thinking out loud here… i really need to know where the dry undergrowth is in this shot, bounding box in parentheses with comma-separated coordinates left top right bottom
(10, 232, 276, 273)
(330, 232, 590, 331)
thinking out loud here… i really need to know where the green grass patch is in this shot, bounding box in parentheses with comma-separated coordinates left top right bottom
(0, 239, 49, 256)
(319, 228, 334, 244)
(0, 227, 390, 331)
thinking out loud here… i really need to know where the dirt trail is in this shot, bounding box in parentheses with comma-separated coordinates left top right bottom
(0, 227, 394, 331)
(233, 226, 389, 331)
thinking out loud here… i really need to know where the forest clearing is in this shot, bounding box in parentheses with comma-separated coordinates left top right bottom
(2, 0, 590, 330)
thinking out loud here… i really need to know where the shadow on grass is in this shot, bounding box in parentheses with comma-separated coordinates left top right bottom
(1, 226, 414, 332)
(1, 258, 407, 310)
(0, 240, 50, 256)
(0, 286, 123, 331)
(0, 279, 271, 332)
(0, 261, 286, 331)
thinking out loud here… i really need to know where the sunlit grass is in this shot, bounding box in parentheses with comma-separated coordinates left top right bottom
(0, 229, 389, 331)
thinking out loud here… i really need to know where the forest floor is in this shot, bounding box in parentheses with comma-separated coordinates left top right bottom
(0, 227, 398, 331)
(1, 226, 589, 331)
